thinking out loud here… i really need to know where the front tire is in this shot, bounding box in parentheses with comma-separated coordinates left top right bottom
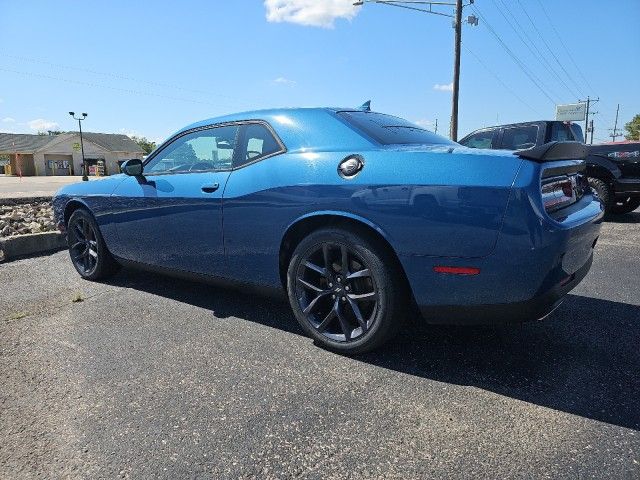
(67, 209, 119, 280)
(286, 227, 407, 354)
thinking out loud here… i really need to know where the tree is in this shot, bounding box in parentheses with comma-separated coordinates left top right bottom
(624, 114, 640, 141)
(37, 130, 65, 135)
(129, 135, 156, 155)
(169, 142, 198, 164)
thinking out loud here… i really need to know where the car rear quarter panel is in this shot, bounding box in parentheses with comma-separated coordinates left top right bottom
(222, 147, 522, 287)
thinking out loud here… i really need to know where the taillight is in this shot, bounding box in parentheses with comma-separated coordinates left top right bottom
(541, 175, 579, 212)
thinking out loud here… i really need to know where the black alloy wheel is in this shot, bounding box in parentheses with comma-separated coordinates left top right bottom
(295, 242, 377, 342)
(609, 197, 640, 215)
(287, 227, 405, 354)
(69, 215, 99, 276)
(67, 209, 119, 280)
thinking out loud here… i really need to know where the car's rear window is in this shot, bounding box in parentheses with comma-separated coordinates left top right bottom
(338, 111, 455, 146)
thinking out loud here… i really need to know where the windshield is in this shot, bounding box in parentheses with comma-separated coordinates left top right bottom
(338, 111, 455, 146)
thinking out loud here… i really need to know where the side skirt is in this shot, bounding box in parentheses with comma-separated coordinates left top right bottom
(112, 256, 287, 301)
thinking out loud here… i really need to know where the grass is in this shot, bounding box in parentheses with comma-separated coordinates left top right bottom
(71, 292, 84, 303)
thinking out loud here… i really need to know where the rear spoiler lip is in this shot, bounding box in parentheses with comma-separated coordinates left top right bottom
(515, 141, 588, 162)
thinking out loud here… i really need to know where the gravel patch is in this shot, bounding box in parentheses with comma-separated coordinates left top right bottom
(0, 200, 56, 237)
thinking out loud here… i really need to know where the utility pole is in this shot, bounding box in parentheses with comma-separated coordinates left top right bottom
(353, 0, 477, 141)
(609, 103, 622, 142)
(588, 119, 594, 144)
(69, 112, 88, 181)
(450, 0, 462, 141)
(578, 96, 599, 143)
(434, 118, 438, 134)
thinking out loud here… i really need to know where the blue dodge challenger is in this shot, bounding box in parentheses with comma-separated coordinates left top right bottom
(53, 105, 604, 353)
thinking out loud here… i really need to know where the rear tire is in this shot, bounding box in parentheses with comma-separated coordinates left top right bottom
(286, 227, 407, 355)
(67, 209, 120, 280)
(588, 177, 613, 211)
(608, 197, 640, 215)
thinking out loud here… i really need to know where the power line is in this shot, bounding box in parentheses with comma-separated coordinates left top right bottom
(462, 43, 542, 116)
(0, 67, 248, 109)
(0, 52, 256, 106)
(534, 0, 595, 94)
(492, 0, 581, 100)
(471, 4, 558, 105)
(514, 0, 586, 99)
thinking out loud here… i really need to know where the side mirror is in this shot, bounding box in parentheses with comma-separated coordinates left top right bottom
(121, 159, 143, 176)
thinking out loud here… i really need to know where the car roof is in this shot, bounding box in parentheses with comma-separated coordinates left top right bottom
(179, 107, 355, 132)
(168, 108, 478, 153)
(168, 107, 375, 153)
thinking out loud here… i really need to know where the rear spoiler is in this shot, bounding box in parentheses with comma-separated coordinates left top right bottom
(515, 141, 588, 162)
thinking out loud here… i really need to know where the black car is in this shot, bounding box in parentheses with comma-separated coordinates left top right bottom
(460, 121, 640, 214)
(459, 120, 584, 150)
(584, 143, 640, 214)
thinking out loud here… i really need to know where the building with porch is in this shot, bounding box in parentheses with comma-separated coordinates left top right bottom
(0, 132, 145, 176)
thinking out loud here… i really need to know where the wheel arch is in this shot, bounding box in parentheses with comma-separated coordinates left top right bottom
(586, 155, 621, 183)
(278, 211, 415, 305)
(63, 198, 92, 226)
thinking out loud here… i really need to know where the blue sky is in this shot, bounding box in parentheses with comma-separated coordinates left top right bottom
(1, 0, 638, 144)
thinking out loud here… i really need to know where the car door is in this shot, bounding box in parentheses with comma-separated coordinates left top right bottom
(109, 124, 240, 276)
(222, 122, 287, 285)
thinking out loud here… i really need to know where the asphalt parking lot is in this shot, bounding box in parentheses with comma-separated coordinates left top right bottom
(0, 176, 95, 199)
(1, 212, 639, 479)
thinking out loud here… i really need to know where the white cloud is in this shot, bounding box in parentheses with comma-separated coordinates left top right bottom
(433, 83, 453, 92)
(414, 119, 434, 129)
(264, 0, 360, 28)
(27, 118, 60, 132)
(1, 117, 15, 123)
(273, 76, 296, 86)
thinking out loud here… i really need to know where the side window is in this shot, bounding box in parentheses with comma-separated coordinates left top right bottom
(235, 123, 283, 168)
(501, 125, 538, 150)
(145, 125, 239, 174)
(459, 130, 494, 149)
(570, 123, 585, 143)
(549, 122, 573, 142)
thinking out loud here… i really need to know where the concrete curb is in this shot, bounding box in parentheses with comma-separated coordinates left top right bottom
(0, 196, 52, 207)
(0, 231, 66, 262)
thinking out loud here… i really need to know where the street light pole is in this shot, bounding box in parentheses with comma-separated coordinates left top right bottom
(353, 1, 477, 141)
(69, 112, 88, 181)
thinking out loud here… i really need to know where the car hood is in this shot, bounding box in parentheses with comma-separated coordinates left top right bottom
(54, 174, 127, 198)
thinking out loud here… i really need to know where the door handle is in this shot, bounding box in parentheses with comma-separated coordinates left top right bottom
(201, 183, 220, 193)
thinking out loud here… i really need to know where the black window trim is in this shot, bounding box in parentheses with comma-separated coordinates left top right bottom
(142, 120, 287, 175)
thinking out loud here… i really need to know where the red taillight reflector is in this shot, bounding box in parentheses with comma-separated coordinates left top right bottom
(433, 266, 480, 275)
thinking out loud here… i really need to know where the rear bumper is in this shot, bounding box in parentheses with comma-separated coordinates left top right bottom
(419, 254, 592, 325)
(613, 178, 640, 197)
